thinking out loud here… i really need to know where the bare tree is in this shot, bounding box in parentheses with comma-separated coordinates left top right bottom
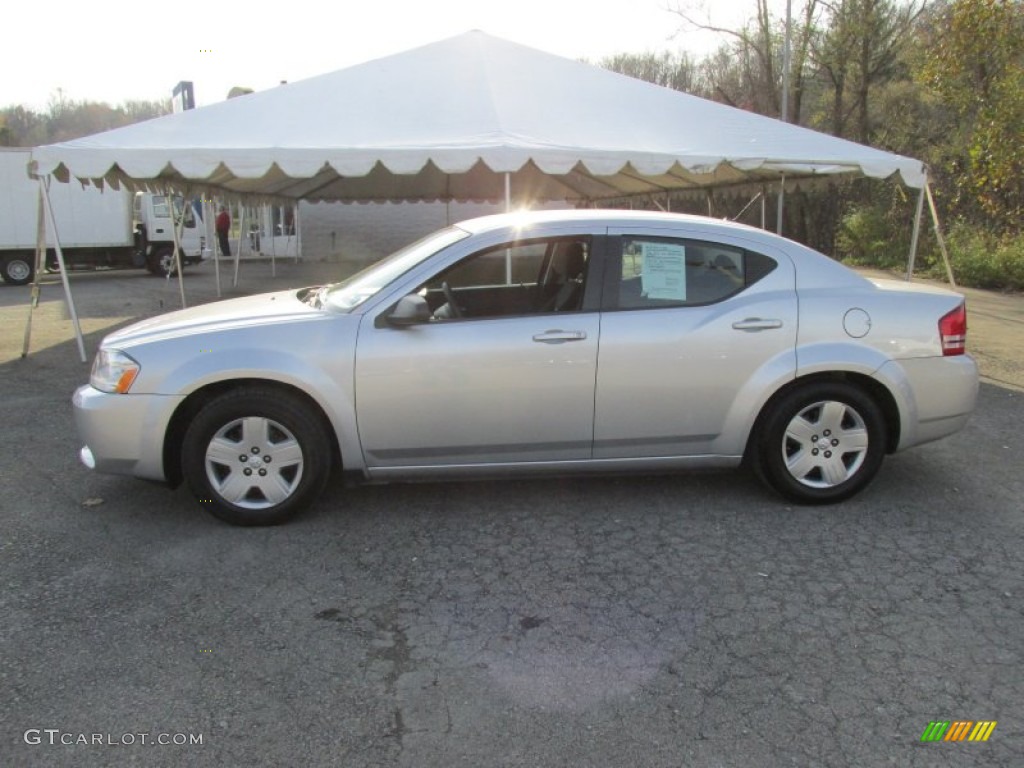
(599, 51, 707, 95)
(669, 0, 821, 121)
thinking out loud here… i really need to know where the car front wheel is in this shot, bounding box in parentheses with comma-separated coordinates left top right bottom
(754, 381, 886, 504)
(182, 387, 331, 525)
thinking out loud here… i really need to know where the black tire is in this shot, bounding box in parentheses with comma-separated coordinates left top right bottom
(1, 255, 34, 286)
(181, 387, 332, 526)
(753, 381, 887, 504)
(146, 246, 180, 277)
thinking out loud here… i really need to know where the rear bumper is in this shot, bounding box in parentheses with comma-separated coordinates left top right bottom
(876, 355, 979, 451)
(73, 385, 183, 481)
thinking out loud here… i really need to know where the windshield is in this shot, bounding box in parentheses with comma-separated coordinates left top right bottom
(149, 194, 195, 227)
(325, 226, 469, 311)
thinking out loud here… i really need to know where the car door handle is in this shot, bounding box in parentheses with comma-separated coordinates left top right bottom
(732, 318, 783, 331)
(532, 330, 588, 343)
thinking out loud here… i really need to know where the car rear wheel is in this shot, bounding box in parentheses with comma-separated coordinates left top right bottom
(754, 381, 886, 504)
(182, 387, 331, 525)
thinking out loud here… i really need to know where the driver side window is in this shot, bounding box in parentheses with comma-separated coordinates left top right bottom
(422, 237, 591, 320)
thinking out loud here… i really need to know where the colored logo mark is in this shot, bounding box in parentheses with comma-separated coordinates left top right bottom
(921, 721, 997, 742)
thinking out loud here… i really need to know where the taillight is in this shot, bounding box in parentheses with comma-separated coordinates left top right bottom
(939, 303, 967, 356)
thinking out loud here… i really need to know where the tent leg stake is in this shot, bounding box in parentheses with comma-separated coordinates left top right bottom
(40, 177, 87, 363)
(21, 185, 48, 358)
(170, 188, 188, 308)
(732, 191, 763, 223)
(924, 181, 956, 287)
(906, 183, 925, 281)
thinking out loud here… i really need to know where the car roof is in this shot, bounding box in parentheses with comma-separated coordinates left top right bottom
(454, 208, 764, 237)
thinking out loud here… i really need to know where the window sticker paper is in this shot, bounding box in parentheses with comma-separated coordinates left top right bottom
(640, 242, 687, 301)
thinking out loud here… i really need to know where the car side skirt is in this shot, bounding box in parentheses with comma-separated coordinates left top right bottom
(364, 454, 743, 482)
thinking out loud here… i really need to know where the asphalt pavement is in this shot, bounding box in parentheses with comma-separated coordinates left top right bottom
(1, 262, 1021, 767)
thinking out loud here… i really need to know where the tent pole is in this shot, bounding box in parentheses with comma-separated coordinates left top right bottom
(706, 190, 713, 217)
(294, 203, 302, 263)
(233, 204, 245, 289)
(782, 0, 792, 123)
(924, 181, 956, 287)
(21, 184, 48, 358)
(503, 174, 512, 284)
(270, 205, 276, 278)
(761, 186, 767, 229)
(905, 182, 926, 281)
(776, 175, 786, 235)
(732, 191, 762, 222)
(209, 199, 221, 298)
(39, 176, 87, 363)
(170, 190, 187, 308)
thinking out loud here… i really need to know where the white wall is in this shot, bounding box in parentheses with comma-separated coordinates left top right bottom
(298, 200, 570, 268)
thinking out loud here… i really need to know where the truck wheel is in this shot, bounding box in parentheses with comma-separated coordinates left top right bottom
(181, 387, 332, 526)
(1, 255, 34, 286)
(146, 247, 180, 277)
(752, 381, 887, 505)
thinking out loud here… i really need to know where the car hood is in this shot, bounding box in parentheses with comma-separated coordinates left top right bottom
(104, 288, 322, 348)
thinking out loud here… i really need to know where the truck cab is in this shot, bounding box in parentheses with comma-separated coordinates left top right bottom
(134, 193, 207, 276)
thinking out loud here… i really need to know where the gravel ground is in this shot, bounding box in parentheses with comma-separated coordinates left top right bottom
(1, 261, 1021, 767)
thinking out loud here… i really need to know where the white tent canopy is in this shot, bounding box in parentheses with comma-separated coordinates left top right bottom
(30, 31, 925, 203)
(25, 31, 948, 364)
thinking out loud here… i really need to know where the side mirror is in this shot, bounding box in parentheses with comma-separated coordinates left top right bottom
(387, 294, 431, 326)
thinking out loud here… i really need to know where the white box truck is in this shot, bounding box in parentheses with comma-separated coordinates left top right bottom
(0, 148, 205, 285)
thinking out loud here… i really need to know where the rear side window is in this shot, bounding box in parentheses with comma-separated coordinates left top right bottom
(611, 236, 777, 309)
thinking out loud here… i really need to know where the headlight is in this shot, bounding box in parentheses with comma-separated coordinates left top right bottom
(90, 349, 141, 393)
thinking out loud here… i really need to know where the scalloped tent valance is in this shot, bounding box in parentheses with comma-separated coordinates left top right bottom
(29, 30, 925, 203)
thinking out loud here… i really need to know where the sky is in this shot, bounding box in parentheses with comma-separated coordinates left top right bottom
(2, 0, 758, 110)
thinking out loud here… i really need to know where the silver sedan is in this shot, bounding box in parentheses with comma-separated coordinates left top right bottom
(73, 210, 979, 525)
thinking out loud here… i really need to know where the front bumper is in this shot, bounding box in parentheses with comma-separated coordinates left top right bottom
(73, 385, 184, 481)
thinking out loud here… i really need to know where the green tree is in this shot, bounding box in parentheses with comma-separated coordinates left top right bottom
(810, 0, 924, 143)
(0, 96, 171, 147)
(916, 0, 1024, 225)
